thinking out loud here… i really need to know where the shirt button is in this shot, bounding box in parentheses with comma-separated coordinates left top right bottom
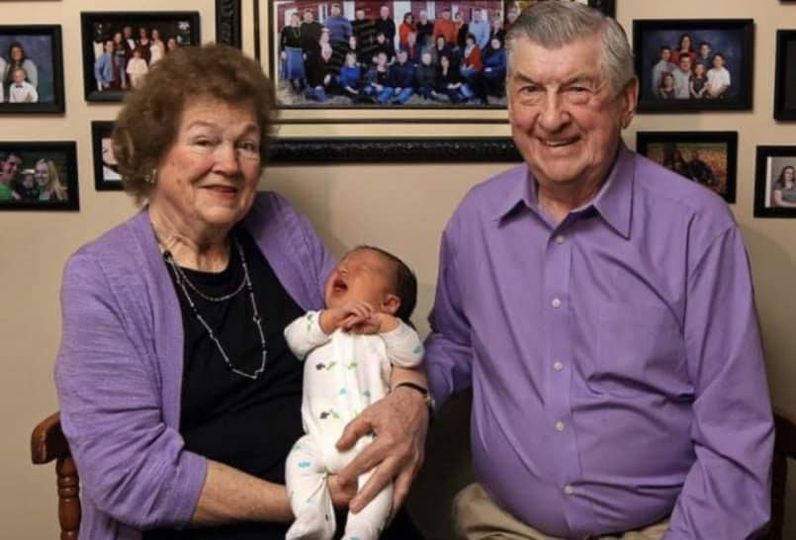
(564, 484, 575, 495)
(554, 234, 566, 244)
(555, 420, 565, 432)
(553, 361, 564, 371)
(551, 298, 562, 309)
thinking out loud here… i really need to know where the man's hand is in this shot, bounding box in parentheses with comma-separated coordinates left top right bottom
(327, 474, 357, 510)
(335, 385, 429, 515)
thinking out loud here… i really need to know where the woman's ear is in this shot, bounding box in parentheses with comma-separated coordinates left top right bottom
(381, 293, 401, 316)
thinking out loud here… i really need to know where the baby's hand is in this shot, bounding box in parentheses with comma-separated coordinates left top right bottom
(348, 312, 400, 335)
(320, 301, 374, 334)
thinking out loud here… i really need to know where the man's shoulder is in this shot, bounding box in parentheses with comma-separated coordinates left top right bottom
(451, 163, 527, 222)
(632, 152, 735, 233)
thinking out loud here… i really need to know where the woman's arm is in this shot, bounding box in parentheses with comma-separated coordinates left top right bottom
(772, 189, 796, 208)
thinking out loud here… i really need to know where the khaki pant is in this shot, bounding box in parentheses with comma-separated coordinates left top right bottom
(452, 483, 669, 540)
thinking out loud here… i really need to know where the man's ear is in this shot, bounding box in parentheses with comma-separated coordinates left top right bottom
(381, 293, 401, 316)
(620, 76, 639, 129)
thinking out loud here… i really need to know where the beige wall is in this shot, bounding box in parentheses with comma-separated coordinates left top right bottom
(2, 0, 795, 538)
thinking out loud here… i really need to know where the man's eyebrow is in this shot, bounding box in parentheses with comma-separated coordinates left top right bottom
(509, 73, 600, 87)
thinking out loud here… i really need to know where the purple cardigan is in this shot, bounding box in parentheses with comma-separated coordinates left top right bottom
(54, 192, 335, 540)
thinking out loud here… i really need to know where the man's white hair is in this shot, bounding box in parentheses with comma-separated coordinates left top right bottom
(505, 0, 634, 94)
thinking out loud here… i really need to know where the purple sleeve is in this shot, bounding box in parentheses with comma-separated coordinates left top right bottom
(54, 251, 207, 530)
(424, 224, 474, 410)
(665, 226, 773, 539)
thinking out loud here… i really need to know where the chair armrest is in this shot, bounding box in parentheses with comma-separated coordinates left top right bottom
(774, 408, 796, 459)
(31, 412, 70, 464)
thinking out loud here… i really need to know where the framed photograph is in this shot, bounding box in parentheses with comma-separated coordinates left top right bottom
(81, 12, 201, 102)
(268, 0, 510, 111)
(0, 142, 79, 211)
(754, 146, 796, 217)
(0, 25, 64, 114)
(774, 30, 796, 120)
(636, 131, 737, 203)
(91, 121, 123, 191)
(633, 19, 754, 112)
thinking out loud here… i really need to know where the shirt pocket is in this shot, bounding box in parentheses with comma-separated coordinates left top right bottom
(590, 302, 690, 400)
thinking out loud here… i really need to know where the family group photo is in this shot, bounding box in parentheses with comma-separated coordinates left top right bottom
(0, 26, 62, 112)
(0, 143, 77, 210)
(634, 19, 753, 111)
(271, 0, 508, 107)
(82, 13, 199, 101)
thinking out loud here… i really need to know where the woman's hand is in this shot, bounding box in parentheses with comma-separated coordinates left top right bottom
(334, 384, 429, 516)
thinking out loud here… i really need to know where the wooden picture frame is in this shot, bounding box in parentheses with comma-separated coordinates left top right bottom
(81, 11, 201, 102)
(0, 141, 79, 211)
(636, 131, 738, 204)
(0, 25, 65, 114)
(633, 19, 754, 113)
(754, 145, 796, 218)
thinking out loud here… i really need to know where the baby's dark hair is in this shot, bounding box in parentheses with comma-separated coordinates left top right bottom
(355, 245, 417, 324)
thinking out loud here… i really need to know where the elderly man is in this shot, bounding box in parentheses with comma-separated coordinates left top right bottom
(425, 2, 773, 540)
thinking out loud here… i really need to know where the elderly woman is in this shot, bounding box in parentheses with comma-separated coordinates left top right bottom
(772, 165, 796, 208)
(55, 43, 429, 540)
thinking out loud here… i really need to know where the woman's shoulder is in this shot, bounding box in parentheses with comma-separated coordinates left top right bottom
(65, 211, 152, 278)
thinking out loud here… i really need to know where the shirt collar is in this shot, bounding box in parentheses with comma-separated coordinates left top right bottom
(495, 144, 635, 239)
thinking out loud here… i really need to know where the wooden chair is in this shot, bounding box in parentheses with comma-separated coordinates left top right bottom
(30, 409, 796, 539)
(30, 412, 80, 540)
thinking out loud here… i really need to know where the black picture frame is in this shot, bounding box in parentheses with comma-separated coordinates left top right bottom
(267, 137, 521, 164)
(0, 25, 65, 114)
(91, 121, 124, 192)
(216, 0, 242, 48)
(774, 30, 796, 121)
(633, 19, 754, 113)
(0, 141, 79, 211)
(81, 11, 201, 102)
(267, 0, 507, 111)
(636, 131, 737, 204)
(754, 145, 796, 218)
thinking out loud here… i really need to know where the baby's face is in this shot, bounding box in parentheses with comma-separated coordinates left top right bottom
(325, 249, 396, 313)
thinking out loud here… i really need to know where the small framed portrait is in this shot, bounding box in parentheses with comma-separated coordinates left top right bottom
(0, 141, 79, 211)
(633, 19, 754, 112)
(91, 121, 123, 191)
(0, 25, 64, 114)
(81, 12, 201, 102)
(754, 146, 796, 217)
(774, 30, 796, 120)
(636, 131, 738, 203)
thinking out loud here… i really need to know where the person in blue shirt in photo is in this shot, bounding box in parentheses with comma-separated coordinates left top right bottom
(383, 49, 415, 104)
(338, 52, 362, 100)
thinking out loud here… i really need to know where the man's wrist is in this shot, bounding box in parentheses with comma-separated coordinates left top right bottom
(392, 381, 435, 415)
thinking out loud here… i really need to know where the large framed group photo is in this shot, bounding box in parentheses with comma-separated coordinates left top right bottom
(633, 19, 754, 112)
(0, 25, 64, 114)
(81, 11, 201, 102)
(263, 0, 615, 113)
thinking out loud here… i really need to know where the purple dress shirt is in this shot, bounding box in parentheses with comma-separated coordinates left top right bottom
(55, 192, 335, 540)
(425, 147, 773, 539)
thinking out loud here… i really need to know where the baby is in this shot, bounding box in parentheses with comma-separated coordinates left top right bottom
(284, 246, 423, 540)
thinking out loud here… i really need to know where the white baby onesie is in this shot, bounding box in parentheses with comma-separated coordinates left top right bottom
(284, 311, 423, 540)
